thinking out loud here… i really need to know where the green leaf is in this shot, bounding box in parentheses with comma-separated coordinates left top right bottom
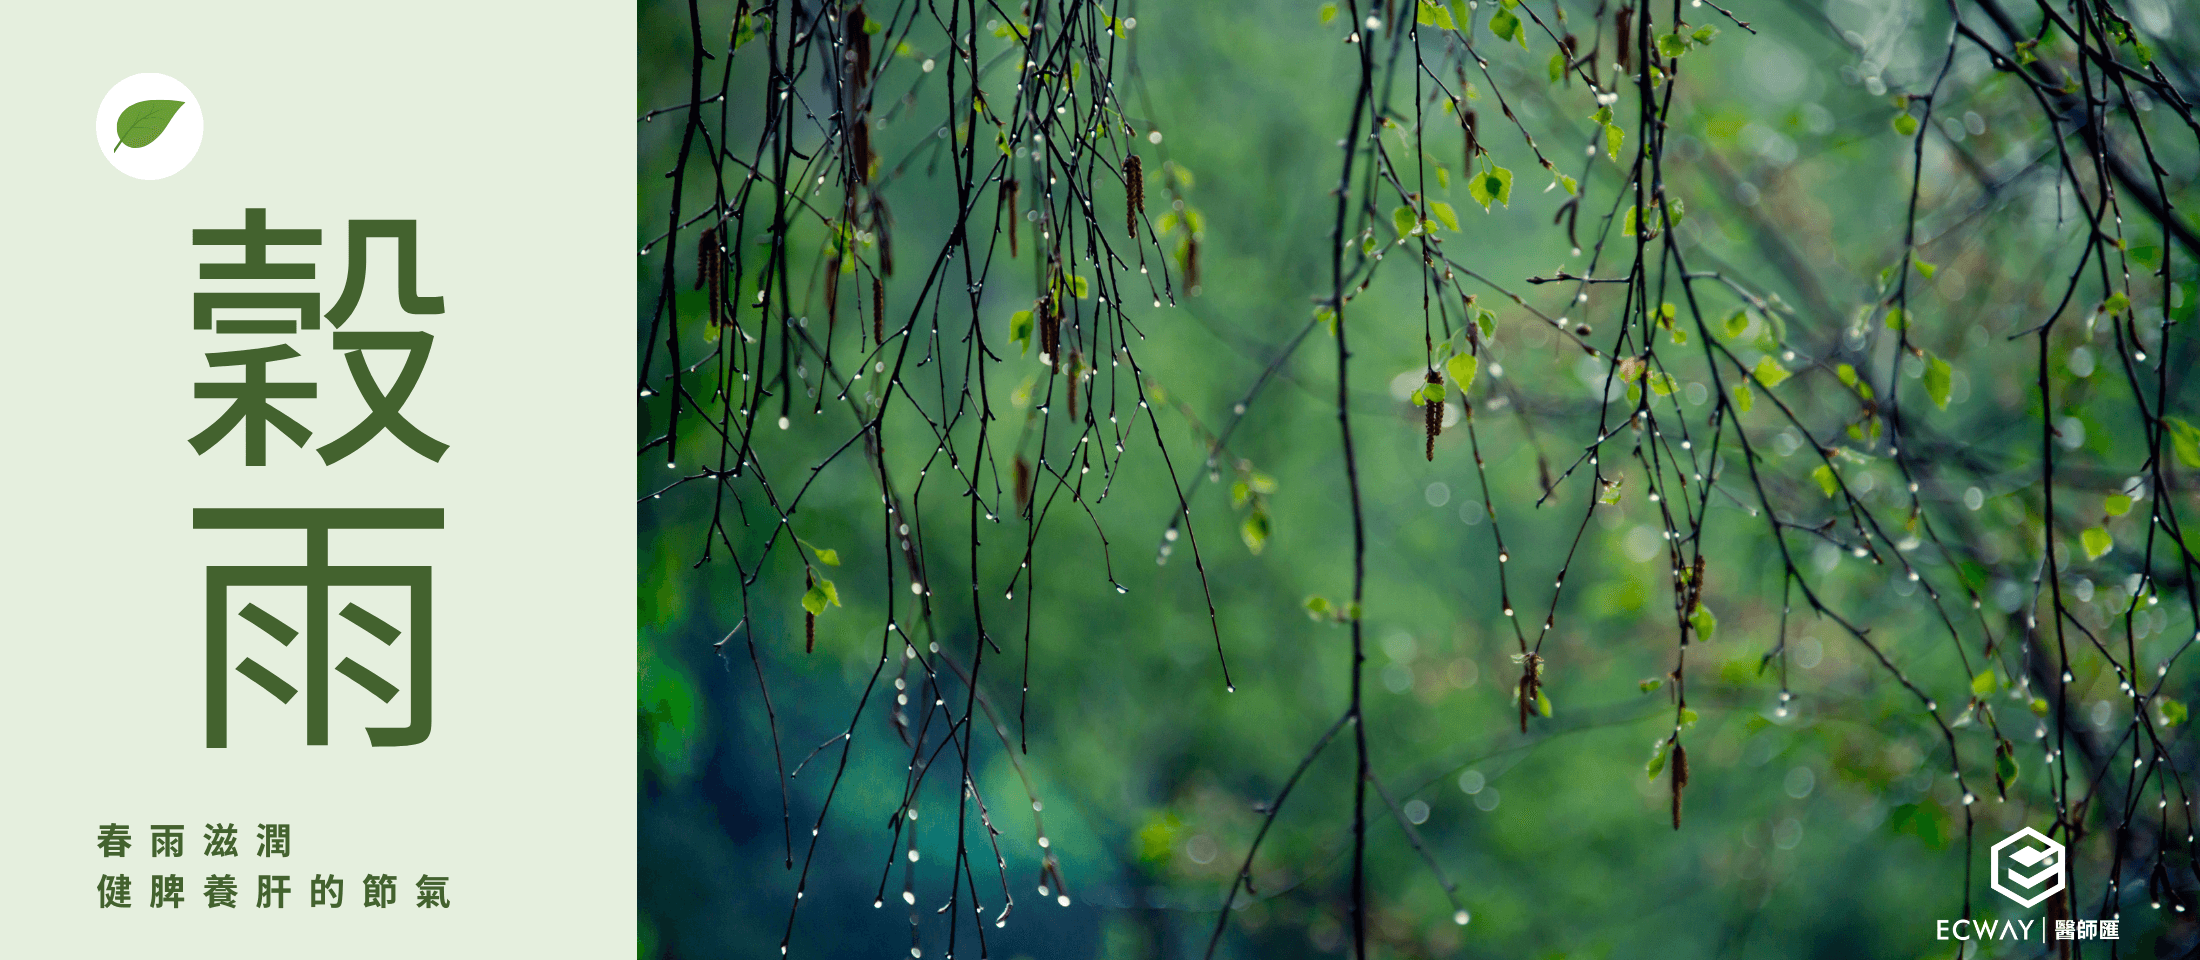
(1691, 24, 1720, 44)
(1678, 706, 1700, 729)
(1304, 595, 1333, 619)
(1884, 306, 1906, 330)
(2159, 697, 2189, 727)
(1605, 123, 1624, 162)
(1893, 112, 1919, 137)
(114, 99, 186, 152)
(1549, 52, 1568, 83)
(1489, 7, 1525, 47)
(2168, 417, 2200, 468)
(1010, 310, 1034, 355)
(2105, 494, 2134, 517)
(2029, 697, 2050, 717)
(1656, 33, 1691, 59)
(1556, 173, 1578, 196)
(1319, 2, 1339, 24)
(1475, 307, 1499, 343)
(1924, 353, 1952, 410)
(1446, 352, 1479, 396)
(1911, 255, 1937, 279)
(1995, 748, 2020, 786)
(1752, 356, 1790, 388)
(801, 578, 841, 616)
(1535, 688, 1553, 717)
(1430, 201, 1460, 232)
(1689, 603, 1717, 643)
(1393, 205, 1419, 238)
(1731, 383, 1753, 413)
(1971, 670, 1997, 697)
(1640, 678, 1664, 694)
(1472, 165, 1514, 210)
(812, 547, 840, 566)
(2104, 291, 2131, 315)
(1723, 309, 1750, 339)
(2082, 526, 2113, 560)
(1645, 739, 1669, 779)
(1836, 363, 1858, 387)
(1811, 464, 1838, 498)
(1241, 509, 1271, 555)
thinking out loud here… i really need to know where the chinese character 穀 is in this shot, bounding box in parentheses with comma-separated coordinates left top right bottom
(97, 823, 131, 857)
(203, 823, 238, 856)
(256, 823, 290, 857)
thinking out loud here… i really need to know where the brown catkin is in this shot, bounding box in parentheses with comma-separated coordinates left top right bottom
(1424, 370, 1443, 461)
(1184, 236, 1201, 293)
(696, 227, 725, 327)
(804, 570, 817, 654)
(1463, 109, 1480, 163)
(1124, 154, 1144, 237)
(1014, 455, 1033, 517)
(1039, 296, 1060, 366)
(1616, 7, 1635, 72)
(1670, 741, 1689, 830)
(1068, 350, 1084, 421)
(872, 276, 885, 344)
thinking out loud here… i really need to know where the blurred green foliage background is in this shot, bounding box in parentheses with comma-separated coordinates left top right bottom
(640, 0, 2199, 956)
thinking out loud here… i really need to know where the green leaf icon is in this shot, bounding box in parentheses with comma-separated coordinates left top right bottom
(114, 99, 185, 152)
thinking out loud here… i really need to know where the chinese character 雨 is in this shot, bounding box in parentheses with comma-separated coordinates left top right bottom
(197, 508, 442, 747)
(150, 824, 185, 858)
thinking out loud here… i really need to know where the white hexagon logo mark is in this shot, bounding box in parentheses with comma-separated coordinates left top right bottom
(1989, 827, 2065, 908)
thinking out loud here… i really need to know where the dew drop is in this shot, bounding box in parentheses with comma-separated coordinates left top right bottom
(1454, 909, 1471, 925)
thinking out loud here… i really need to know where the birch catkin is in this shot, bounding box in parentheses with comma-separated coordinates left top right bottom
(1124, 154, 1143, 238)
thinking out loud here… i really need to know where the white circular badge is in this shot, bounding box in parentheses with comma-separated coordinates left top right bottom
(95, 73, 204, 180)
